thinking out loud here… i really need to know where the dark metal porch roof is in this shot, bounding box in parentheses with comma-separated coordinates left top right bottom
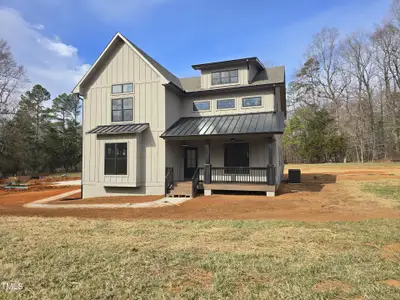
(161, 112, 284, 139)
(87, 123, 149, 135)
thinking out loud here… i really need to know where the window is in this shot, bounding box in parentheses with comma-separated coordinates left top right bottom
(224, 143, 249, 174)
(217, 99, 235, 110)
(242, 96, 262, 108)
(112, 98, 133, 122)
(211, 69, 238, 85)
(105, 143, 127, 175)
(193, 101, 210, 112)
(112, 83, 133, 94)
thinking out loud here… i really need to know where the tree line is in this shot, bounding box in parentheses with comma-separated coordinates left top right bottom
(284, 1, 400, 163)
(0, 39, 81, 177)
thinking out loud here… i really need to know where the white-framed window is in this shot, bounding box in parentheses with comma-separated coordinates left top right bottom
(193, 101, 211, 112)
(242, 96, 262, 108)
(112, 83, 133, 94)
(112, 98, 133, 122)
(217, 99, 235, 110)
(211, 69, 238, 85)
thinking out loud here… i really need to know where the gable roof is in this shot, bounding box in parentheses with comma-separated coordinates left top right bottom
(123, 36, 183, 90)
(72, 32, 182, 93)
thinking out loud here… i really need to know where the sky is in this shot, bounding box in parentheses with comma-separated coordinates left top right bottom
(0, 0, 393, 100)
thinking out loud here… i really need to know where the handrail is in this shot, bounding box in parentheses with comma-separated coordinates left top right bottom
(210, 166, 269, 184)
(165, 167, 174, 195)
(191, 167, 200, 197)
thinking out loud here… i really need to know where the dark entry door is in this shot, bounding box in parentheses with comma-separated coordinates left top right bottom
(184, 147, 198, 179)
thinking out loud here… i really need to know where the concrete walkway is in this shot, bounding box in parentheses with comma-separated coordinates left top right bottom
(24, 189, 191, 209)
(51, 180, 81, 186)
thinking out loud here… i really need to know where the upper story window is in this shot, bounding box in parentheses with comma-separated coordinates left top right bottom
(211, 70, 238, 85)
(242, 96, 262, 108)
(193, 101, 211, 112)
(217, 99, 235, 110)
(112, 98, 133, 122)
(112, 83, 133, 94)
(105, 143, 127, 175)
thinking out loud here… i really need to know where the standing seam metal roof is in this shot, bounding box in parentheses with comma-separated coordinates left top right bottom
(87, 123, 149, 135)
(161, 112, 284, 138)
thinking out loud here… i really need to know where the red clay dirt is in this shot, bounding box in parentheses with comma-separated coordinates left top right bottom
(0, 165, 399, 222)
(50, 193, 163, 205)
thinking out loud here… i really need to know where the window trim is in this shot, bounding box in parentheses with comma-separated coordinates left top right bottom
(211, 69, 239, 86)
(111, 97, 133, 123)
(111, 83, 134, 95)
(216, 98, 236, 111)
(104, 143, 128, 176)
(193, 100, 211, 112)
(242, 96, 263, 108)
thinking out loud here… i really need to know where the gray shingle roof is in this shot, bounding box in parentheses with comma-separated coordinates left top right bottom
(87, 124, 149, 135)
(161, 112, 284, 138)
(178, 66, 285, 93)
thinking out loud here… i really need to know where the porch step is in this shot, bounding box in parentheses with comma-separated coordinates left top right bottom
(167, 181, 193, 198)
(174, 181, 192, 187)
(166, 193, 192, 198)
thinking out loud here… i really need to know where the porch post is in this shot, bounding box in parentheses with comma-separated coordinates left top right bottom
(266, 137, 275, 185)
(204, 139, 211, 184)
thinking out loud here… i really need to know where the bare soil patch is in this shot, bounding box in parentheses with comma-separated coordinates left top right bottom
(382, 243, 400, 260)
(313, 280, 352, 293)
(50, 194, 163, 205)
(382, 280, 400, 289)
(0, 163, 399, 222)
(0, 186, 79, 212)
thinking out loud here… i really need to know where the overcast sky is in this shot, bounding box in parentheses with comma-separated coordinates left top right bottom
(0, 0, 393, 102)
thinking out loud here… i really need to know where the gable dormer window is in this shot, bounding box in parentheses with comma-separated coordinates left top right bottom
(112, 83, 133, 94)
(211, 70, 238, 85)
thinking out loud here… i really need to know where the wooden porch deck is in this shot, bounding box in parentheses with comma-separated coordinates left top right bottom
(201, 183, 275, 192)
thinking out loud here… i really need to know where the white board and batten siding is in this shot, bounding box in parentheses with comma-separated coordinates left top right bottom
(81, 40, 166, 196)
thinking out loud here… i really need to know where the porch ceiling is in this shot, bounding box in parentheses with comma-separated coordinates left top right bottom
(161, 112, 284, 139)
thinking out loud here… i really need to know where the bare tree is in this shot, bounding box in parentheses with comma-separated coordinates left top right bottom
(0, 39, 26, 117)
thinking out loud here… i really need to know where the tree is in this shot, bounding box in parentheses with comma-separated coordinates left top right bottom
(283, 107, 347, 163)
(18, 85, 51, 173)
(0, 39, 26, 116)
(46, 93, 82, 171)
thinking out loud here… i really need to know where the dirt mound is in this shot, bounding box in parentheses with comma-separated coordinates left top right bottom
(313, 280, 352, 293)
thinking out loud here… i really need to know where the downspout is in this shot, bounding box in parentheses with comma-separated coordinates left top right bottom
(74, 92, 84, 199)
(246, 59, 250, 84)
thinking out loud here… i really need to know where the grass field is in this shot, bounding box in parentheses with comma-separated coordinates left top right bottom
(1, 217, 400, 299)
(1, 163, 400, 299)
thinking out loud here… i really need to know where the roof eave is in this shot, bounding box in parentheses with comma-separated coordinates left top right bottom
(192, 57, 260, 70)
(185, 82, 285, 95)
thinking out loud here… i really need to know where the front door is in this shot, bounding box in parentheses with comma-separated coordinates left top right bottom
(184, 147, 198, 179)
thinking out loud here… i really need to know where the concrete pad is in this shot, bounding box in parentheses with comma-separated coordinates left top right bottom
(51, 180, 81, 186)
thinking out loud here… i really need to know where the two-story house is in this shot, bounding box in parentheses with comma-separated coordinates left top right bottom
(73, 33, 286, 199)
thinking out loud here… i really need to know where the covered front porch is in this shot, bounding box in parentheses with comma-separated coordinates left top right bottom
(162, 112, 284, 197)
(164, 136, 277, 197)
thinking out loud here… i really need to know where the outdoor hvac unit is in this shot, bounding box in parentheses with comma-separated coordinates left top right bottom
(288, 169, 301, 184)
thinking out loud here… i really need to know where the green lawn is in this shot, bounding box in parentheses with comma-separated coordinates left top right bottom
(1, 217, 400, 299)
